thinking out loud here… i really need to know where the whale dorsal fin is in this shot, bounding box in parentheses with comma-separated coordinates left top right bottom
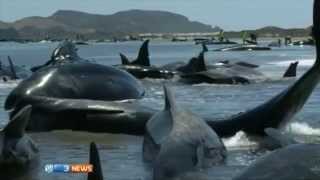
(3, 105, 32, 138)
(132, 40, 150, 66)
(202, 43, 208, 53)
(197, 52, 207, 72)
(283, 61, 299, 78)
(120, 53, 131, 65)
(177, 52, 207, 74)
(7, 56, 18, 80)
(145, 85, 175, 146)
(164, 85, 176, 111)
(88, 142, 103, 180)
(264, 128, 298, 147)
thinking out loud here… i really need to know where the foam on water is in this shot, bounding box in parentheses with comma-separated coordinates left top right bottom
(223, 131, 258, 148)
(0, 80, 20, 89)
(268, 59, 315, 67)
(192, 83, 236, 87)
(286, 122, 320, 136)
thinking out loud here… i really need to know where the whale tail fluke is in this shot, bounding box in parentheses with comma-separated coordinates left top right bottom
(3, 105, 32, 138)
(120, 53, 131, 65)
(132, 40, 150, 66)
(202, 43, 208, 53)
(88, 142, 104, 180)
(283, 61, 299, 78)
(7, 56, 18, 80)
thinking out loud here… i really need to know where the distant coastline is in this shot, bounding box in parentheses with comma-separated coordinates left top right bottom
(0, 9, 311, 42)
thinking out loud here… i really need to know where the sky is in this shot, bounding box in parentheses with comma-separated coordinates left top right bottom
(0, 0, 314, 30)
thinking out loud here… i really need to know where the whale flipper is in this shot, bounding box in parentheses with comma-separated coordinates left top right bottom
(7, 56, 18, 80)
(88, 142, 103, 180)
(132, 40, 150, 66)
(4, 105, 32, 138)
(120, 53, 131, 65)
(264, 128, 298, 147)
(283, 61, 299, 78)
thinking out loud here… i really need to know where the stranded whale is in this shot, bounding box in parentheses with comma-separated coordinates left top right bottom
(5, 42, 145, 111)
(233, 143, 320, 180)
(117, 40, 175, 79)
(234, 127, 319, 180)
(178, 52, 296, 85)
(143, 85, 226, 180)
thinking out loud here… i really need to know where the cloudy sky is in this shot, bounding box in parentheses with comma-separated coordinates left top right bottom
(0, 0, 313, 30)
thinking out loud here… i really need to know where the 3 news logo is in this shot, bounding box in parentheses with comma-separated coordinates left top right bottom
(45, 164, 93, 173)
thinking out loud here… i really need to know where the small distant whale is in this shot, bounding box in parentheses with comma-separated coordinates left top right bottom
(0, 105, 39, 179)
(201, 44, 297, 78)
(178, 53, 265, 84)
(117, 40, 176, 79)
(197, 40, 238, 45)
(143, 85, 226, 180)
(162, 43, 260, 72)
(291, 38, 315, 46)
(214, 45, 271, 51)
(0, 56, 30, 81)
(268, 39, 282, 47)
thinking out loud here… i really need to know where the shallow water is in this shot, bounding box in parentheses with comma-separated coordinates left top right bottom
(0, 41, 319, 180)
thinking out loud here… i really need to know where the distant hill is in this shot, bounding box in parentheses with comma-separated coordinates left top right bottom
(0, 21, 10, 29)
(0, 10, 216, 40)
(0, 10, 312, 41)
(226, 26, 311, 38)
